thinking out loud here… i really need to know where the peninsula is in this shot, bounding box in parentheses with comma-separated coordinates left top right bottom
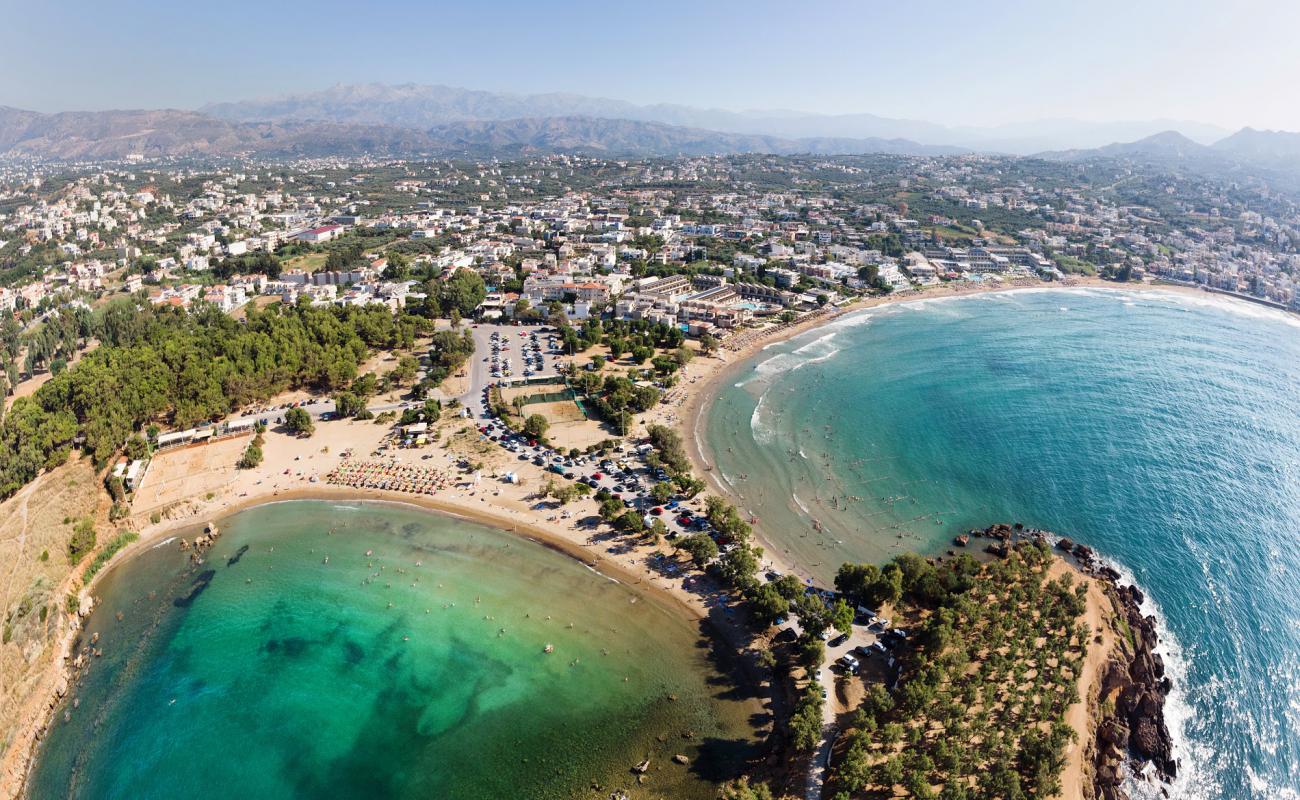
(0, 151, 1234, 800)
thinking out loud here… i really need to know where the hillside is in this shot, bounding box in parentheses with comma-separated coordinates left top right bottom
(1034, 130, 1212, 163)
(0, 458, 106, 793)
(0, 107, 961, 161)
(426, 116, 965, 157)
(0, 107, 445, 160)
(198, 82, 1231, 153)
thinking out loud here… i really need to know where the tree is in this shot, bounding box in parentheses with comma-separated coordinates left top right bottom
(795, 593, 834, 638)
(830, 598, 854, 635)
(435, 269, 486, 318)
(798, 635, 825, 671)
(598, 496, 624, 522)
(523, 414, 550, 441)
(718, 777, 774, 800)
(284, 407, 315, 436)
(699, 332, 719, 355)
(239, 442, 263, 468)
(333, 392, 366, 418)
(67, 517, 96, 564)
(679, 533, 718, 567)
(389, 355, 419, 386)
(650, 481, 674, 504)
(616, 510, 645, 533)
(124, 434, 149, 461)
(790, 685, 825, 750)
(718, 543, 762, 592)
(749, 583, 790, 627)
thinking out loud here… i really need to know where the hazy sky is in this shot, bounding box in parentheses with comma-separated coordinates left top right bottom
(2, 0, 1297, 130)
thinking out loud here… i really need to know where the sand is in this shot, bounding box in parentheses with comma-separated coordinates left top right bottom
(0, 276, 1221, 799)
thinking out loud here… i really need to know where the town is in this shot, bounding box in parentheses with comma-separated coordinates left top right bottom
(0, 148, 1292, 800)
(3, 150, 1298, 397)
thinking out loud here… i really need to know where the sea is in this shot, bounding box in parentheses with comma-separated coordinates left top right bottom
(27, 500, 762, 799)
(702, 286, 1300, 799)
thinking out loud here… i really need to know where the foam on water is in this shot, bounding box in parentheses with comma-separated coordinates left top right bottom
(705, 287, 1300, 799)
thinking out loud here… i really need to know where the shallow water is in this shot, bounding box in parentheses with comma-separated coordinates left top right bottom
(29, 501, 762, 799)
(705, 287, 1300, 799)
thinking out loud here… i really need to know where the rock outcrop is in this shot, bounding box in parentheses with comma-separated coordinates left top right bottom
(1074, 551, 1177, 799)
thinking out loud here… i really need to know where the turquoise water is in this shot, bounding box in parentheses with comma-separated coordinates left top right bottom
(29, 501, 761, 799)
(704, 287, 1300, 799)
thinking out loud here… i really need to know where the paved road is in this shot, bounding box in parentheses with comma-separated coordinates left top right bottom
(459, 322, 567, 417)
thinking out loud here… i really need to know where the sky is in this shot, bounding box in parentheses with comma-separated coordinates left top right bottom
(2, 0, 1298, 131)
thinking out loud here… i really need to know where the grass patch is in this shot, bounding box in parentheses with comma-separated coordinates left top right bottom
(82, 530, 140, 583)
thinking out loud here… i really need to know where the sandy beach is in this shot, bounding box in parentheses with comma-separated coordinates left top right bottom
(2, 276, 1231, 799)
(1, 408, 766, 797)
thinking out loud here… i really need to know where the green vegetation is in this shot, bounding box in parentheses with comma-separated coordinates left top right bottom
(82, 530, 139, 582)
(718, 777, 778, 800)
(66, 517, 96, 564)
(522, 413, 550, 441)
(283, 407, 315, 436)
(239, 431, 265, 468)
(421, 330, 475, 390)
(827, 542, 1088, 799)
(0, 300, 429, 499)
(790, 684, 826, 751)
(569, 371, 660, 435)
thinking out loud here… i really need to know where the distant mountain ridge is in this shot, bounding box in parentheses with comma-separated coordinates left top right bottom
(1211, 127, 1300, 167)
(4, 85, 1300, 181)
(0, 106, 964, 160)
(200, 82, 1232, 154)
(425, 116, 966, 157)
(0, 106, 447, 159)
(1035, 130, 1213, 162)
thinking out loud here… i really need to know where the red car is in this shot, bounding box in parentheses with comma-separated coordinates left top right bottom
(650, 507, 664, 516)
(677, 516, 692, 527)
(591, 472, 603, 480)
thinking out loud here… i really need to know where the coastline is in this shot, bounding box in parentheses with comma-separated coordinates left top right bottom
(3, 276, 1242, 799)
(676, 275, 1259, 570)
(3, 470, 764, 798)
(671, 280, 1193, 799)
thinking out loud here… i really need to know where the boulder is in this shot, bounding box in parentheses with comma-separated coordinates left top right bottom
(1099, 719, 1130, 749)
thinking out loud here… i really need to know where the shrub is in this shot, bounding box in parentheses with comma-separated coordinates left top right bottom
(67, 518, 96, 564)
(83, 530, 139, 582)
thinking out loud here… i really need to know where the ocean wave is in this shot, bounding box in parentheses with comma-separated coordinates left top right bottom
(750, 388, 777, 446)
(1093, 551, 1217, 800)
(791, 492, 813, 519)
(1139, 289, 1300, 331)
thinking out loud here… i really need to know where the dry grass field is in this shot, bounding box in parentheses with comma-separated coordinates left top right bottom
(0, 459, 103, 759)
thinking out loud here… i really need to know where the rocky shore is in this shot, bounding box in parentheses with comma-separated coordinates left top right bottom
(966, 524, 1177, 800)
(1067, 541, 1177, 799)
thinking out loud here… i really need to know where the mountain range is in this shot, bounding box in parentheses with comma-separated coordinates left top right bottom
(199, 83, 1232, 154)
(1036, 128, 1300, 176)
(0, 106, 967, 160)
(2, 83, 1300, 182)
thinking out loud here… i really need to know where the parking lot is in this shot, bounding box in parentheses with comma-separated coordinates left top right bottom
(468, 390, 719, 541)
(460, 323, 566, 415)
